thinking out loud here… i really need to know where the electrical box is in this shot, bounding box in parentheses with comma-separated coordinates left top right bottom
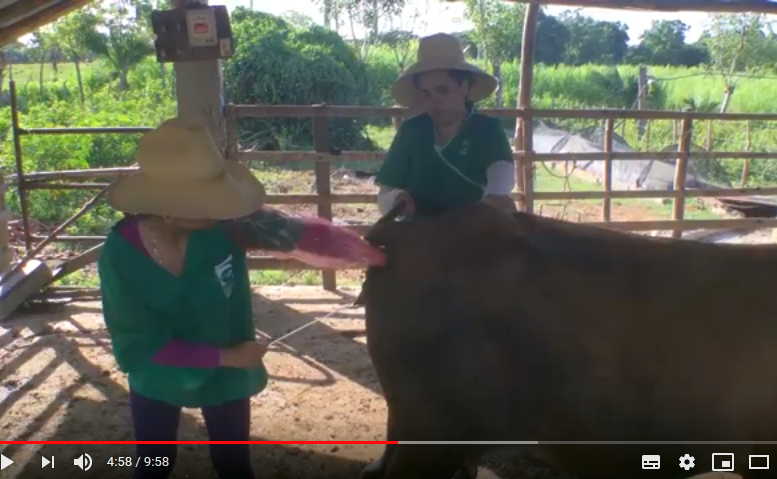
(151, 5, 233, 62)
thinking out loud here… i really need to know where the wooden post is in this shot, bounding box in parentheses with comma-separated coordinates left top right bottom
(637, 66, 647, 138)
(603, 118, 614, 222)
(224, 104, 238, 160)
(706, 119, 713, 151)
(0, 172, 10, 276)
(741, 120, 751, 186)
(312, 105, 336, 291)
(672, 117, 693, 239)
(9, 80, 31, 253)
(172, 1, 227, 149)
(673, 119, 678, 145)
(513, 1, 540, 214)
(391, 104, 403, 131)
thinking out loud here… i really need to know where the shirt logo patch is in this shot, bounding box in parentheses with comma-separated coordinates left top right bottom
(460, 139, 470, 156)
(214, 254, 234, 298)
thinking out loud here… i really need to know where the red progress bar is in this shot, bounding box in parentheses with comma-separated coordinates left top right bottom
(0, 441, 398, 445)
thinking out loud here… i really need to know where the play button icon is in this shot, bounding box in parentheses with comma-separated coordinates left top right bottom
(1, 453, 13, 470)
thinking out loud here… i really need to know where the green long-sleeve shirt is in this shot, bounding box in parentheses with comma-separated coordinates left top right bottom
(376, 111, 513, 216)
(98, 223, 266, 407)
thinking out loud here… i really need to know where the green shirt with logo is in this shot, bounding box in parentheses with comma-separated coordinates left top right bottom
(98, 224, 266, 407)
(376, 112, 513, 216)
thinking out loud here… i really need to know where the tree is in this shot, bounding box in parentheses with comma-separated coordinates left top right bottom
(703, 13, 777, 112)
(625, 20, 709, 66)
(52, 9, 99, 105)
(560, 10, 629, 65)
(464, 0, 524, 107)
(374, 30, 416, 71)
(30, 32, 49, 94)
(83, 1, 154, 91)
(535, 10, 570, 65)
(313, 0, 407, 60)
(225, 9, 374, 151)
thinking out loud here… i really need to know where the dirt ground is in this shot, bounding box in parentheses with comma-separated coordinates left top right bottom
(0, 286, 388, 479)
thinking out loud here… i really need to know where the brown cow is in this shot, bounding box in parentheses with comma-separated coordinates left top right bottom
(358, 203, 777, 479)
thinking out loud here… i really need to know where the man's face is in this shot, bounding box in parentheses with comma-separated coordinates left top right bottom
(416, 70, 470, 126)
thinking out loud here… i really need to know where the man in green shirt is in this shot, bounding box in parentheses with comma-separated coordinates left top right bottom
(376, 33, 516, 217)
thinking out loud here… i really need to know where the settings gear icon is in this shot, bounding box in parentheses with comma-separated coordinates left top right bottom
(679, 453, 696, 471)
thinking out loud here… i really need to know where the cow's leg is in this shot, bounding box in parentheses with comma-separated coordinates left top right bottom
(361, 405, 399, 479)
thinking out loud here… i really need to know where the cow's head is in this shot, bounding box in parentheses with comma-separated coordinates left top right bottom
(364, 203, 534, 288)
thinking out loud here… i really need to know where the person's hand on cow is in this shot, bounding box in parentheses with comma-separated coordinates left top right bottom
(481, 194, 516, 213)
(219, 340, 269, 369)
(394, 191, 416, 217)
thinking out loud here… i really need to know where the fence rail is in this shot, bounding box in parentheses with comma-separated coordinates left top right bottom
(7, 94, 777, 291)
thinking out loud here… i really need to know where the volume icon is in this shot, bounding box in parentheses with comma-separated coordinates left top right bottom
(73, 453, 92, 471)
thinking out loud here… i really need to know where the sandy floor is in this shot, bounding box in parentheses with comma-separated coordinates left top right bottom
(0, 286, 388, 479)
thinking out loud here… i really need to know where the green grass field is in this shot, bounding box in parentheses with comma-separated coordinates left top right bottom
(4, 61, 94, 92)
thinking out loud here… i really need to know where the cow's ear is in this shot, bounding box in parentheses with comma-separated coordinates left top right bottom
(364, 220, 397, 248)
(365, 203, 406, 246)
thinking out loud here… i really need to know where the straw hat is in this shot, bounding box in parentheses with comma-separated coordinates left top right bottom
(108, 118, 265, 220)
(391, 33, 498, 107)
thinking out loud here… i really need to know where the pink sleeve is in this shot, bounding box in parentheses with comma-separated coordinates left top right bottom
(151, 339, 220, 368)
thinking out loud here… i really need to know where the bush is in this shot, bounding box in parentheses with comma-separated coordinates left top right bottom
(225, 8, 375, 151)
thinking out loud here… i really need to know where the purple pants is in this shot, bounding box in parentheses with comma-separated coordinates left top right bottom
(130, 390, 254, 479)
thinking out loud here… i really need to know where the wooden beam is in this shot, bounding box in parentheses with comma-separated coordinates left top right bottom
(603, 118, 614, 221)
(312, 107, 337, 291)
(672, 118, 693, 239)
(466, 0, 777, 14)
(516, 1, 540, 214)
(0, 0, 55, 28)
(49, 243, 103, 282)
(0, 259, 52, 320)
(0, 0, 94, 46)
(232, 104, 777, 122)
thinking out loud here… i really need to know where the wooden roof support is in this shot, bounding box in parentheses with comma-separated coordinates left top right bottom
(448, 0, 777, 14)
(0, 0, 93, 46)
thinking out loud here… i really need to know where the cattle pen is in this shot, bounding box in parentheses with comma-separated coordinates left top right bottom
(2, 0, 777, 478)
(6, 96, 777, 294)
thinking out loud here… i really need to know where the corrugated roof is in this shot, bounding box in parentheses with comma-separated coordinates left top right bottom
(0, 0, 93, 46)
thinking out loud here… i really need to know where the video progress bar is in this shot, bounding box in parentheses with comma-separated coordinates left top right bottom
(398, 441, 777, 445)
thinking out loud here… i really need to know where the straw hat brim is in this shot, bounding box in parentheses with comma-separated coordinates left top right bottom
(108, 161, 265, 220)
(391, 61, 498, 107)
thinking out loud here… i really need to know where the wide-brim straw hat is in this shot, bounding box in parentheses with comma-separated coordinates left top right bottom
(391, 33, 498, 107)
(108, 118, 265, 220)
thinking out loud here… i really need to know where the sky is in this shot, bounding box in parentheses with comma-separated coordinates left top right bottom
(218, 0, 713, 45)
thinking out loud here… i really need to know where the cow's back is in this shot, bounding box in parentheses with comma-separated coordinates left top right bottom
(361, 205, 777, 477)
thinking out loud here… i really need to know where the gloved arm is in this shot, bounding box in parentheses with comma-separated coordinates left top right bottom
(224, 208, 386, 268)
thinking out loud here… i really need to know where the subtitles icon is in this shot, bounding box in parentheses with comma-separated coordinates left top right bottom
(712, 453, 735, 472)
(749, 454, 769, 470)
(73, 453, 93, 471)
(642, 454, 661, 470)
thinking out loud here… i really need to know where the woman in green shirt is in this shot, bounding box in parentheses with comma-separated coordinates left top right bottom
(100, 118, 383, 479)
(377, 33, 516, 217)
